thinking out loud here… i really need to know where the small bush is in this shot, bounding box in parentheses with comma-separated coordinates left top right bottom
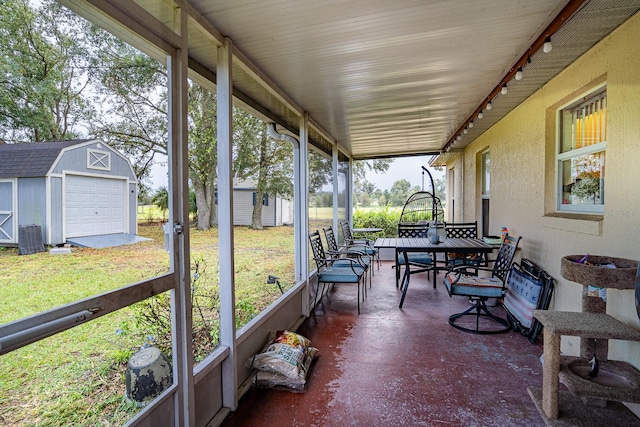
(131, 256, 221, 363)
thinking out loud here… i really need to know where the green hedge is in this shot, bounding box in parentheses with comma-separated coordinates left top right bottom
(352, 206, 401, 237)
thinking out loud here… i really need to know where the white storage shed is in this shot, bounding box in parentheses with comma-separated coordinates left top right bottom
(0, 139, 138, 246)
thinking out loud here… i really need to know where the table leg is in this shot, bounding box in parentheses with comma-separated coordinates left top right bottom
(432, 251, 437, 288)
(399, 251, 410, 308)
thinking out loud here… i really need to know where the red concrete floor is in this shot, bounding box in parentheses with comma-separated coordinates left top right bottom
(221, 262, 547, 427)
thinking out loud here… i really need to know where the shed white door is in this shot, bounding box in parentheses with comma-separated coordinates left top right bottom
(65, 175, 126, 238)
(0, 180, 16, 244)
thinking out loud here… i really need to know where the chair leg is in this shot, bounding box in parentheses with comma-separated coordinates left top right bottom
(448, 298, 511, 334)
(363, 273, 367, 299)
(312, 282, 327, 310)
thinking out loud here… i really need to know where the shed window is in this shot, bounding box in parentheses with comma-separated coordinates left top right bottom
(252, 192, 269, 206)
(557, 86, 606, 213)
(87, 149, 111, 171)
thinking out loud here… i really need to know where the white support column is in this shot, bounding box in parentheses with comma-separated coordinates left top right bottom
(298, 113, 310, 316)
(217, 37, 238, 410)
(347, 157, 354, 226)
(332, 144, 339, 233)
(167, 7, 194, 426)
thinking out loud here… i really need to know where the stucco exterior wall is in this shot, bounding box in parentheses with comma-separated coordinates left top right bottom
(453, 12, 640, 372)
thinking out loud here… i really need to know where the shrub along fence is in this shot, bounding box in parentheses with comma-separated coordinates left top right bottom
(353, 206, 401, 237)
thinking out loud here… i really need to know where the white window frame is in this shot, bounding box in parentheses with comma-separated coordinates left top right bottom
(556, 84, 606, 214)
(87, 148, 111, 171)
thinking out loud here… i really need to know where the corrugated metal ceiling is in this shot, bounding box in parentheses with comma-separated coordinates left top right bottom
(64, 0, 640, 159)
(191, 0, 570, 158)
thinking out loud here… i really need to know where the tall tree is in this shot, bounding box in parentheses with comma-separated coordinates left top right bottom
(389, 179, 413, 206)
(352, 159, 392, 207)
(0, 0, 94, 142)
(308, 150, 332, 193)
(89, 36, 219, 230)
(188, 84, 218, 229)
(87, 28, 168, 183)
(434, 177, 446, 208)
(352, 159, 392, 185)
(233, 114, 293, 229)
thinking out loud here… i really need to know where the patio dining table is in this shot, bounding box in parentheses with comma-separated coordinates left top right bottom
(374, 237, 495, 307)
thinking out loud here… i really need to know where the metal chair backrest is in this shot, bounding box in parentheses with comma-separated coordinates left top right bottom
(339, 220, 354, 243)
(398, 222, 429, 238)
(309, 230, 329, 271)
(444, 222, 478, 239)
(491, 234, 521, 283)
(323, 226, 340, 253)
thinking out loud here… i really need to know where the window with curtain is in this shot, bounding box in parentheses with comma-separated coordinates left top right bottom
(557, 86, 606, 213)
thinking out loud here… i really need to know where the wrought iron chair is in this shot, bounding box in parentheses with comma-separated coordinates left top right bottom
(443, 234, 521, 334)
(395, 222, 434, 291)
(394, 191, 444, 290)
(308, 230, 366, 314)
(323, 226, 372, 287)
(443, 221, 483, 268)
(339, 220, 380, 269)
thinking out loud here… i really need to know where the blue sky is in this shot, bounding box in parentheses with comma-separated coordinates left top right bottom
(149, 154, 443, 192)
(366, 156, 443, 192)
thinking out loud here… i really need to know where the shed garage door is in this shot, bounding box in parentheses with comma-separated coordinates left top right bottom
(65, 175, 126, 238)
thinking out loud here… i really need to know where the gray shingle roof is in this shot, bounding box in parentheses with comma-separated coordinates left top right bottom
(0, 140, 90, 178)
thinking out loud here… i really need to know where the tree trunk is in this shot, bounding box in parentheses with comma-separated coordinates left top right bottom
(194, 181, 216, 230)
(251, 129, 269, 230)
(251, 195, 264, 229)
(209, 190, 218, 227)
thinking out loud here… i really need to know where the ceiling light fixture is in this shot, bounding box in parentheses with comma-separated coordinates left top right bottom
(463, 127, 468, 134)
(515, 67, 523, 81)
(442, 0, 583, 152)
(468, 121, 474, 129)
(477, 110, 484, 119)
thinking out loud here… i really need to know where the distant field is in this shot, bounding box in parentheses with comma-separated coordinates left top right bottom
(308, 206, 333, 220)
(137, 204, 168, 223)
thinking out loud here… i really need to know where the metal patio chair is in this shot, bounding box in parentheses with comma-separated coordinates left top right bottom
(323, 226, 372, 287)
(443, 234, 521, 334)
(309, 230, 366, 314)
(443, 221, 483, 269)
(339, 220, 380, 269)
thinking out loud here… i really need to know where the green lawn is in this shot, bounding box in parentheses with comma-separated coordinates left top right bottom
(0, 223, 295, 427)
